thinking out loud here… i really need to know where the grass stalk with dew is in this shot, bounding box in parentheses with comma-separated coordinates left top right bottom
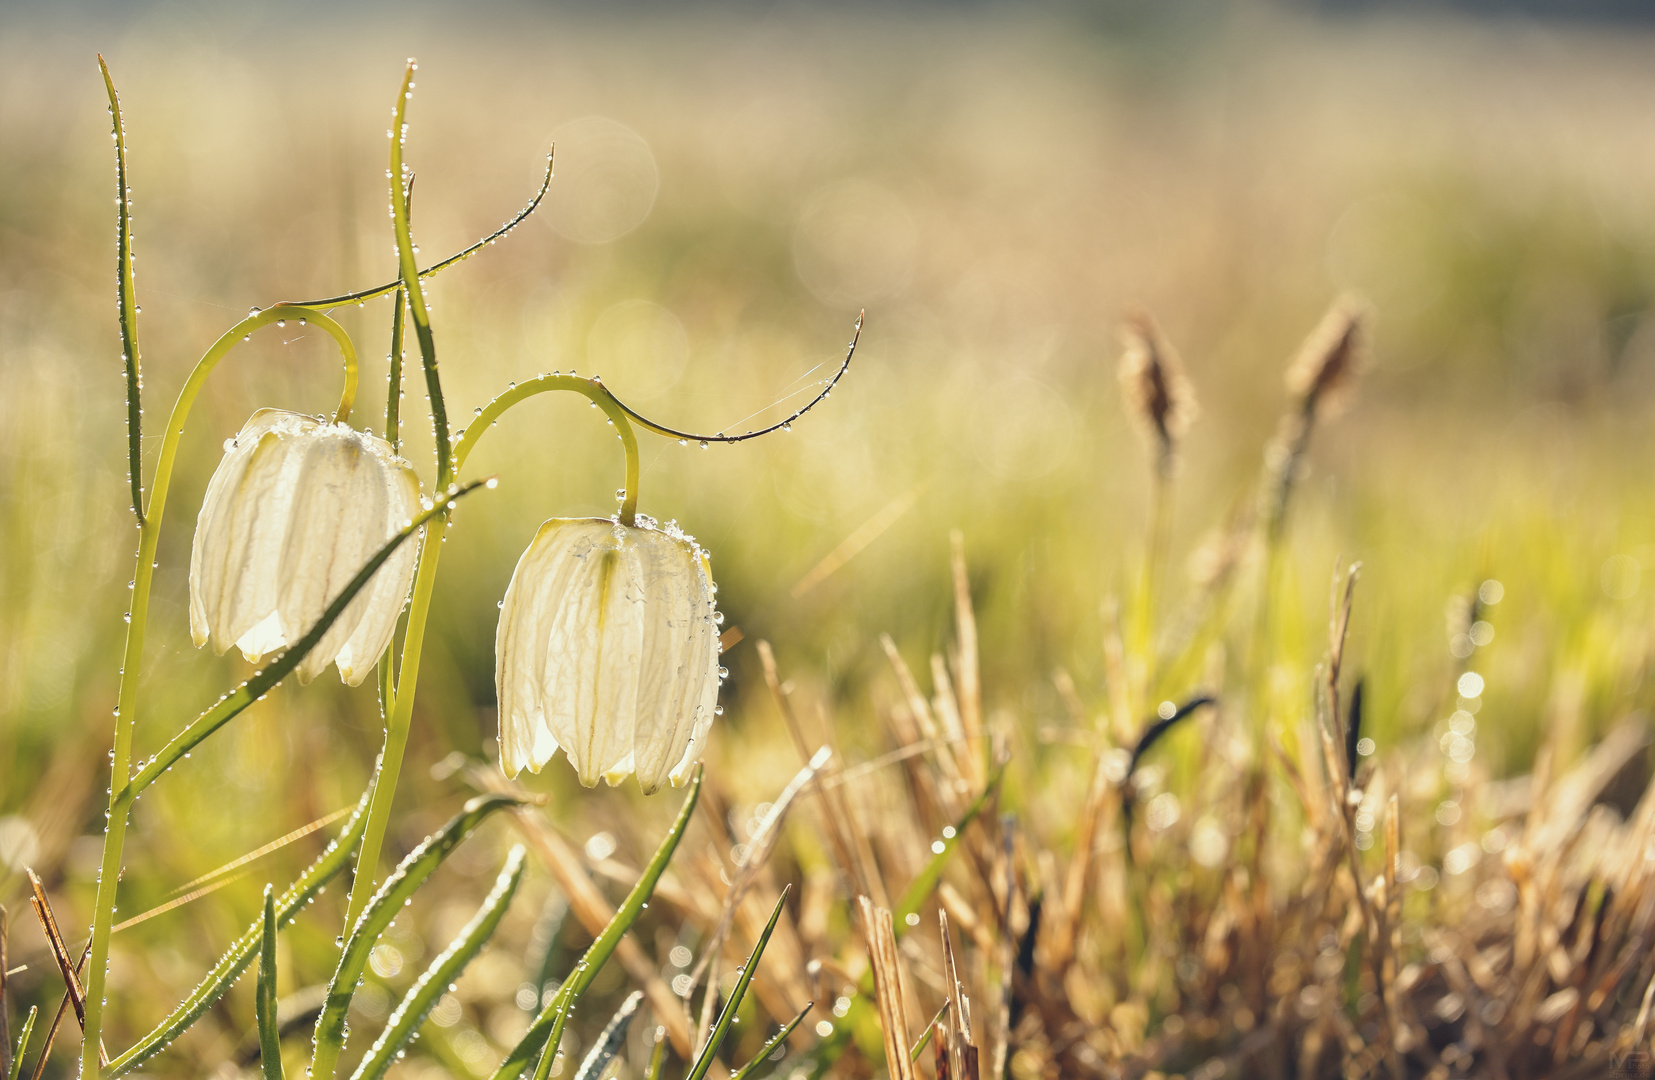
(493, 772, 702, 1080)
(310, 793, 525, 1078)
(254, 886, 281, 1080)
(350, 846, 528, 1080)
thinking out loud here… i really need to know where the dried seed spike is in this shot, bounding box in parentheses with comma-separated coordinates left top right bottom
(1118, 308, 1198, 476)
(1286, 294, 1370, 419)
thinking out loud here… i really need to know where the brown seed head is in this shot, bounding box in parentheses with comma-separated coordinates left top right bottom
(1286, 295, 1371, 419)
(1117, 309, 1197, 472)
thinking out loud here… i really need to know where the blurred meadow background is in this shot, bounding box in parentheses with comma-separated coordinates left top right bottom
(7, 1, 1655, 1077)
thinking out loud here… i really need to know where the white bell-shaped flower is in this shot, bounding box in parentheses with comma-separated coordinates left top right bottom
(189, 408, 423, 686)
(495, 515, 721, 793)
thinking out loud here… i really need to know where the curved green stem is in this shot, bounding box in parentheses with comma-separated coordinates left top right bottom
(600, 313, 862, 446)
(278, 153, 553, 312)
(454, 374, 641, 527)
(84, 303, 357, 1080)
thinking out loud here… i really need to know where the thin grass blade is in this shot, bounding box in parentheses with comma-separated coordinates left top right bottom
(311, 793, 523, 1079)
(257, 886, 282, 1080)
(730, 1002, 813, 1080)
(350, 847, 527, 1080)
(892, 764, 1005, 932)
(642, 1030, 667, 1080)
(685, 887, 791, 1080)
(7, 1007, 36, 1080)
(569, 991, 643, 1080)
(97, 56, 143, 520)
(106, 783, 374, 1076)
(387, 64, 449, 485)
(492, 771, 703, 1080)
(908, 1003, 949, 1064)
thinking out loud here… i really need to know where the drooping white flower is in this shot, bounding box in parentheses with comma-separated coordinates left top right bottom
(495, 515, 722, 793)
(189, 408, 423, 686)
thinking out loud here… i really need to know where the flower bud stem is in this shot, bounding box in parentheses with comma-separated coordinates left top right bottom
(454, 374, 641, 528)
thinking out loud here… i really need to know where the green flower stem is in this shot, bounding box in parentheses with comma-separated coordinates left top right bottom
(453, 375, 641, 527)
(377, 286, 408, 729)
(84, 304, 358, 1080)
(341, 515, 444, 933)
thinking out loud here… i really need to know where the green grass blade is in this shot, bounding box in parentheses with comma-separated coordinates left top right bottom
(907, 1003, 947, 1064)
(106, 784, 374, 1076)
(97, 55, 143, 521)
(257, 886, 283, 1080)
(685, 887, 791, 1080)
(642, 1030, 667, 1080)
(491, 771, 703, 1080)
(386, 284, 405, 450)
(350, 846, 527, 1080)
(892, 763, 1005, 933)
(123, 480, 488, 803)
(527, 984, 577, 1080)
(570, 991, 643, 1080)
(7, 1006, 37, 1080)
(729, 1002, 812, 1080)
(387, 64, 449, 487)
(311, 793, 523, 1079)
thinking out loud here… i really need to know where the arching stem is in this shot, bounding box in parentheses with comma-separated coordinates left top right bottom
(83, 305, 357, 1080)
(453, 374, 641, 527)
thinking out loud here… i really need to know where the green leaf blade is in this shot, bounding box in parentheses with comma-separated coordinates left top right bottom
(350, 846, 528, 1080)
(106, 785, 374, 1076)
(257, 885, 283, 1080)
(310, 793, 523, 1079)
(491, 771, 703, 1080)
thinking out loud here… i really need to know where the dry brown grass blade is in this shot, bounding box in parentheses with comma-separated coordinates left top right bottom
(860, 896, 917, 1080)
(684, 747, 830, 995)
(28, 941, 89, 1080)
(940, 909, 980, 1080)
(24, 871, 95, 1056)
(759, 640, 887, 906)
(464, 768, 694, 1058)
(882, 634, 967, 804)
(950, 530, 984, 785)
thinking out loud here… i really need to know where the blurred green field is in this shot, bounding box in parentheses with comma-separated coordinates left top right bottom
(5, 4, 1655, 1077)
